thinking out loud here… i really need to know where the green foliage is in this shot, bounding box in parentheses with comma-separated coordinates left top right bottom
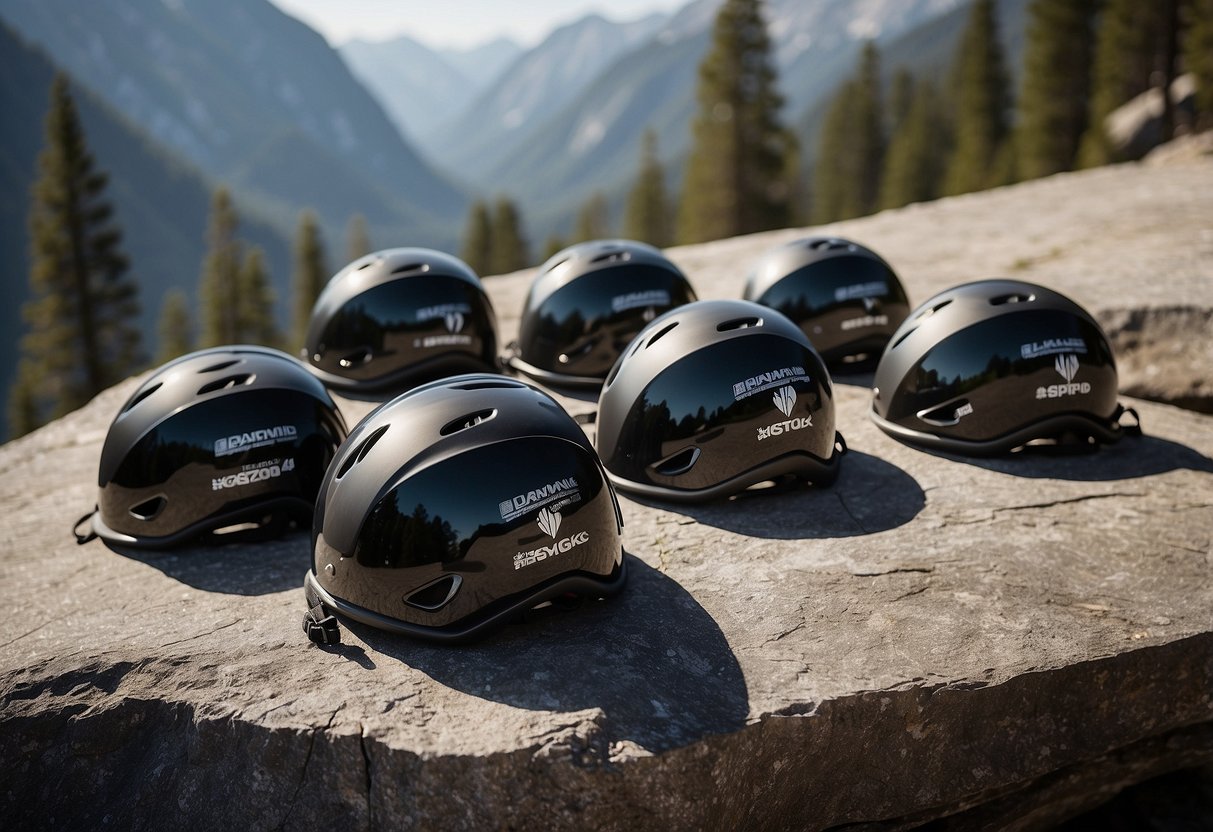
(1190, 0, 1213, 130)
(239, 247, 280, 347)
(624, 130, 671, 247)
(677, 0, 792, 243)
(574, 192, 611, 243)
(345, 213, 371, 263)
(888, 68, 915, 133)
(943, 0, 1013, 195)
(11, 74, 143, 435)
(460, 199, 493, 276)
(1017, 0, 1100, 179)
(155, 289, 193, 364)
(198, 187, 243, 347)
(290, 210, 328, 349)
(879, 78, 949, 210)
(490, 197, 530, 274)
(812, 43, 885, 223)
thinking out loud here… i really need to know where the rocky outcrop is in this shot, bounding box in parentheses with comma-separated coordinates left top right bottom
(2, 154, 1212, 830)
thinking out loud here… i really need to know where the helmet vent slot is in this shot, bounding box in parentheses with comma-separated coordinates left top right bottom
(128, 495, 166, 520)
(335, 424, 390, 479)
(652, 446, 701, 476)
(197, 374, 254, 395)
(122, 382, 163, 413)
(890, 327, 917, 349)
(809, 238, 849, 251)
(356, 259, 374, 270)
(717, 316, 762, 332)
(389, 262, 428, 276)
(451, 380, 523, 391)
(544, 256, 571, 273)
(917, 399, 971, 427)
(917, 298, 952, 319)
(440, 408, 497, 436)
(990, 292, 1035, 306)
(404, 574, 463, 611)
(591, 250, 631, 265)
(646, 321, 679, 348)
(339, 348, 372, 368)
(198, 359, 240, 374)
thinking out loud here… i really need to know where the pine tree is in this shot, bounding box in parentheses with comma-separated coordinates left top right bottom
(198, 186, 243, 347)
(574, 192, 611, 243)
(943, 0, 1012, 195)
(888, 69, 915, 135)
(490, 197, 529, 274)
(1017, 0, 1100, 180)
(676, 0, 792, 243)
(811, 43, 885, 223)
(238, 247, 280, 347)
(156, 289, 193, 364)
(461, 199, 493, 276)
(1189, 0, 1213, 131)
(345, 213, 371, 263)
(880, 79, 949, 210)
(624, 130, 671, 246)
(11, 74, 143, 435)
(290, 210, 328, 348)
(812, 80, 856, 223)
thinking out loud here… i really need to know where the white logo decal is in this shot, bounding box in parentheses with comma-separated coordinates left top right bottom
(1021, 338, 1087, 360)
(513, 530, 591, 571)
(212, 457, 295, 491)
(611, 290, 670, 314)
(214, 425, 297, 457)
(757, 415, 813, 441)
(955, 402, 974, 419)
(499, 477, 581, 523)
(416, 302, 471, 323)
(536, 506, 562, 538)
(444, 311, 465, 333)
(1055, 353, 1079, 383)
(840, 314, 888, 331)
(834, 281, 887, 303)
(732, 366, 810, 401)
(773, 385, 796, 417)
(1035, 353, 1091, 399)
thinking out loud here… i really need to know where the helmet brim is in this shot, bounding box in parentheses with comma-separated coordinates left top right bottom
(505, 355, 607, 390)
(869, 405, 1130, 456)
(605, 449, 843, 504)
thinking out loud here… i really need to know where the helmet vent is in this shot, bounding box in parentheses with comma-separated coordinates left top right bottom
(356, 259, 374, 270)
(809, 239, 849, 251)
(128, 495, 166, 520)
(197, 373, 255, 395)
(404, 574, 463, 611)
(440, 408, 497, 436)
(591, 250, 631, 265)
(990, 292, 1036, 306)
(122, 382, 163, 413)
(717, 316, 762, 332)
(389, 262, 428, 276)
(889, 327, 917, 349)
(646, 321, 679, 348)
(451, 379, 523, 391)
(198, 359, 240, 374)
(339, 348, 372, 368)
(335, 424, 389, 479)
(652, 446, 701, 476)
(917, 298, 952, 320)
(918, 399, 971, 427)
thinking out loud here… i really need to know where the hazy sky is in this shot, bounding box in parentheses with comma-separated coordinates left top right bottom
(268, 0, 692, 50)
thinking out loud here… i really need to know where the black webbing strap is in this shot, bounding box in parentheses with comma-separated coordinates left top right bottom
(302, 582, 340, 646)
(73, 510, 98, 545)
(1117, 404, 1143, 438)
(835, 431, 848, 457)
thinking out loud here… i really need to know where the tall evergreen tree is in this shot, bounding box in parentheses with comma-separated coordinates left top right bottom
(812, 43, 885, 223)
(290, 210, 328, 348)
(156, 289, 193, 364)
(238, 247, 280, 347)
(943, 0, 1012, 195)
(345, 213, 371, 264)
(490, 197, 529, 274)
(888, 68, 915, 135)
(1189, 0, 1213, 131)
(11, 75, 142, 435)
(676, 0, 792, 244)
(461, 199, 493, 275)
(624, 130, 671, 247)
(198, 186, 243, 347)
(574, 192, 611, 242)
(1017, 0, 1100, 180)
(880, 79, 949, 210)
(812, 80, 856, 223)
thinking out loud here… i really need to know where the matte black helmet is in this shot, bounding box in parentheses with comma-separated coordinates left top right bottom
(595, 300, 845, 502)
(303, 248, 498, 393)
(507, 239, 697, 388)
(743, 236, 910, 367)
(78, 346, 348, 549)
(302, 374, 626, 645)
(870, 279, 1142, 455)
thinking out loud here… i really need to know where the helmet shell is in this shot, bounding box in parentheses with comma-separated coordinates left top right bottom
(509, 239, 697, 388)
(596, 300, 841, 502)
(871, 279, 1125, 454)
(94, 346, 347, 547)
(307, 374, 625, 642)
(303, 248, 498, 393)
(744, 236, 910, 366)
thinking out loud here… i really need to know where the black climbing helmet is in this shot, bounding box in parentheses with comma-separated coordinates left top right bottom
(302, 373, 626, 645)
(595, 299, 845, 503)
(302, 248, 498, 394)
(507, 239, 697, 388)
(870, 279, 1142, 455)
(743, 236, 910, 368)
(78, 345, 348, 549)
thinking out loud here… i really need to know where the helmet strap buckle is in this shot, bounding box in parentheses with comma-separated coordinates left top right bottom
(303, 582, 341, 645)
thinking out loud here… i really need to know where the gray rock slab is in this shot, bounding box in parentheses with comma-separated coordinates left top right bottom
(3, 157, 1213, 830)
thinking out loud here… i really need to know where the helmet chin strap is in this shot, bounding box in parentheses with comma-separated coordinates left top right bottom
(72, 509, 99, 545)
(303, 579, 341, 645)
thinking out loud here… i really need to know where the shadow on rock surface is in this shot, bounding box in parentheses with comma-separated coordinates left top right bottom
(640, 449, 924, 539)
(926, 434, 1213, 482)
(352, 555, 749, 753)
(100, 531, 311, 595)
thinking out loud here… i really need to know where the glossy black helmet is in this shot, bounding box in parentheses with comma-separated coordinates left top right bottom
(595, 300, 844, 502)
(79, 346, 348, 549)
(743, 236, 910, 368)
(507, 239, 697, 388)
(303, 248, 498, 393)
(302, 374, 626, 645)
(870, 279, 1142, 455)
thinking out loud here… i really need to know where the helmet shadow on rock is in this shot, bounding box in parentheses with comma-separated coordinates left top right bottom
(626, 449, 925, 540)
(100, 530, 311, 596)
(919, 434, 1213, 482)
(347, 553, 749, 754)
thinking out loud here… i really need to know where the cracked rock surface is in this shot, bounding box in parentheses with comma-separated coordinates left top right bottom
(2, 156, 1212, 830)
